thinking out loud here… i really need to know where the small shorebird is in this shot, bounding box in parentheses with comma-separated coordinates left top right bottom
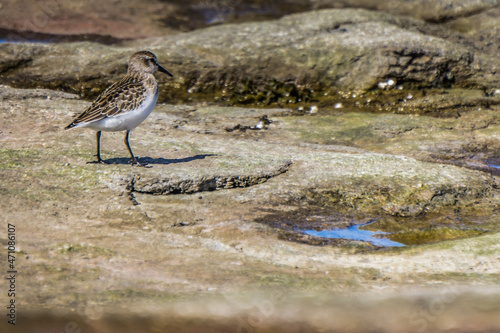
(65, 50, 173, 167)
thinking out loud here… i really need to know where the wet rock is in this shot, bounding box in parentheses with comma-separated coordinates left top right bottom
(392, 89, 500, 114)
(1, 8, 499, 104)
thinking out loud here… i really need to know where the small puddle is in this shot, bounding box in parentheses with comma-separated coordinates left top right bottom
(485, 158, 500, 176)
(255, 209, 496, 250)
(300, 221, 405, 247)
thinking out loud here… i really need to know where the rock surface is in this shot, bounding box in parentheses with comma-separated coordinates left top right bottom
(1, 2, 500, 331)
(0, 86, 499, 331)
(1, 8, 500, 104)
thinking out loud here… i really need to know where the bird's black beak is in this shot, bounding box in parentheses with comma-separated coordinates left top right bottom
(157, 64, 173, 77)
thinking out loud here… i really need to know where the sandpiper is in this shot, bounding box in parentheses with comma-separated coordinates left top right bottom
(65, 50, 173, 167)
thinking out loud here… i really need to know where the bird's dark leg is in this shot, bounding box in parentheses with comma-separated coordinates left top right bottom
(87, 131, 108, 164)
(125, 130, 149, 167)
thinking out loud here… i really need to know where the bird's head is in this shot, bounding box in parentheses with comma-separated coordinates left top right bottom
(128, 50, 173, 77)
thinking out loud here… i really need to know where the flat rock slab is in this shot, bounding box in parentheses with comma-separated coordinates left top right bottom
(0, 84, 497, 215)
(1, 85, 499, 329)
(121, 160, 292, 195)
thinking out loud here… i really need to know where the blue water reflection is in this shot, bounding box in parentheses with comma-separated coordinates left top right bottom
(301, 221, 405, 247)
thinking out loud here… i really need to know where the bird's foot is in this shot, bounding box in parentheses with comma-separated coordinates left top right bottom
(87, 159, 109, 165)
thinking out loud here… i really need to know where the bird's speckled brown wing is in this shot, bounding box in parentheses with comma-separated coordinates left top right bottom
(65, 74, 148, 129)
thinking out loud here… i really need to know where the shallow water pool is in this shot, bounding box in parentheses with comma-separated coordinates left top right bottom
(300, 221, 405, 247)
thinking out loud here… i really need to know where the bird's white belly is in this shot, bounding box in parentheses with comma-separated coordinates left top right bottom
(86, 93, 158, 132)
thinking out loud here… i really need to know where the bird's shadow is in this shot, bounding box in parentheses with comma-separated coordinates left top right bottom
(103, 154, 217, 165)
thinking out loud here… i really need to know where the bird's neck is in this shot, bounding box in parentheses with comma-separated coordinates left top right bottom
(127, 71, 158, 95)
